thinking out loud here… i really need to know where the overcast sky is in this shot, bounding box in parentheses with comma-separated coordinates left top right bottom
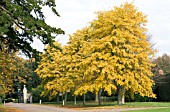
(31, 0, 170, 56)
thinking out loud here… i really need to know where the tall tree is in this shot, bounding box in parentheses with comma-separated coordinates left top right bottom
(0, 51, 16, 96)
(0, 0, 64, 57)
(35, 42, 70, 99)
(35, 2, 156, 105)
(72, 3, 156, 105)
(0, 51, 31, 98)
(36, 28, 93, 102)
(64, 27, 94, 105)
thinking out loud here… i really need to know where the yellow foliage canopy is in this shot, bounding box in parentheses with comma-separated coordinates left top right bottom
(71, 3, 156, 97)
(36, 3, 156, 99)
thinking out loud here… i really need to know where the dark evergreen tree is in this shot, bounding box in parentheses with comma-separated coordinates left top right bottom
(0, 0, 64, 57)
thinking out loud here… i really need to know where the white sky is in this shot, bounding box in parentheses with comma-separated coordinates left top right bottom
(31, 0, 170, 56)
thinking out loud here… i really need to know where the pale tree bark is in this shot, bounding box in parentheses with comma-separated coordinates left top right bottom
(74, 95, 77, 105)
(95, 93, 98, 102)
(118, 86, 126, 106)
(74, 87, 77, 105)
(95, 89, 103, 105)
(62, 95, 64, 106)
(0, 97, 2, 103)
(64, 92, 67, 102)
(98, 88, 102, 105)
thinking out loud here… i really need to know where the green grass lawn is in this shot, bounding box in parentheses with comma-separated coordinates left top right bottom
(41, 101, 170, 110)
(125, 102, 170, 107)
(42, 101, 170, 107)
(42, 101, 118, 108)
(128, 107, 170, 112)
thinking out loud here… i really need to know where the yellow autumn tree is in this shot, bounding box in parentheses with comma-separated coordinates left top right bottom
(71, 3, 156, 105)
(63, 27, 95, 104)
(0, 50, 34, 99)
(35, 42, 71, 99)
(0, 50, 27, 97)
(68, 27, 118, 105)
(35, 2, 156, 105)
(0, 51, 16, 96)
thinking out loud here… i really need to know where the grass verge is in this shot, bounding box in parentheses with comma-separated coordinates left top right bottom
(125, 102, 170, 107)
(127, 107, 170, 112)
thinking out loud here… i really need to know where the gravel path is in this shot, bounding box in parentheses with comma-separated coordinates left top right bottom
(5, 103, 161, 112)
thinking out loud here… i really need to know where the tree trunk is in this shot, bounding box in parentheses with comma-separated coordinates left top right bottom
(95, 93, 98, 102)
(83, 94, 86, 105)
(62, 95, 64, 106)
(64, 92, 67, 102)
(56, 93, 59, 102)
(0, 97, 2, 103)
(118, 86, 126, 106)
(98, 89, 102, 105)
(74, 95, 77, 105)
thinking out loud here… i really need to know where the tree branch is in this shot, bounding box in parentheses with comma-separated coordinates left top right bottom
(0, 5, 26, 31)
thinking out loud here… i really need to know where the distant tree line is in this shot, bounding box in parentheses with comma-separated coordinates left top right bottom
(152, 54, 170, 101)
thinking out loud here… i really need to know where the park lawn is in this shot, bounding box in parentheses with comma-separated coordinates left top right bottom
(42, 101, 119, 109)
(41, 101, 170, 110)
(125, 102, 170, 107)
(0, 104, 25, 112)
(128, 107, 170, 112)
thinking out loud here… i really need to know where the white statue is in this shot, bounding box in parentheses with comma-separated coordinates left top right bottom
(23, 85, 27, 103)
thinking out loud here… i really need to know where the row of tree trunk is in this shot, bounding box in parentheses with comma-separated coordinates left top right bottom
(56, 87, 125, 106)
